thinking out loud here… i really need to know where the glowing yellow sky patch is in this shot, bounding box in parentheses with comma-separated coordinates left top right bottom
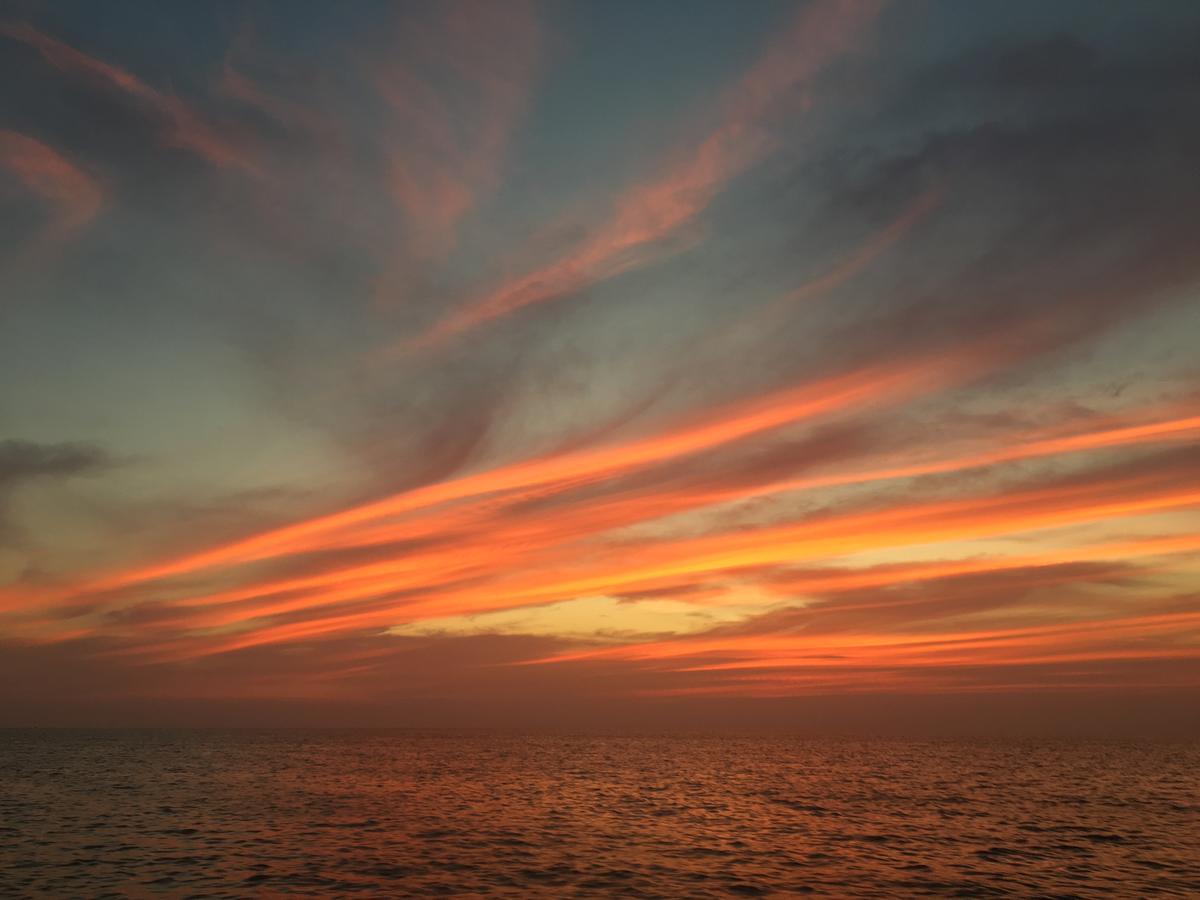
(387, 585, 780, 641)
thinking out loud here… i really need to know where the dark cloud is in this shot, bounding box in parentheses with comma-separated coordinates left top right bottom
(0, 438, 112, 488)
(0, 438, 112, 552)
(615, 583, 722, 604)
(724, 24, 1200, 390)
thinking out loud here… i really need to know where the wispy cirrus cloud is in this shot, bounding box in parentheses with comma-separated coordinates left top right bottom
(74, 350, 960, 593)
(373, 0, 545, 274)
(0, 130, 101, 246)
(522, 555, 1200, 700)
(84, 472, 1200, 664)
(11, 392, 1200, 663)
(396, 0, 885, 351)
(217, 62, 332, 144)
(0, 21, 257, 174)
(3, 3, 1200, 727)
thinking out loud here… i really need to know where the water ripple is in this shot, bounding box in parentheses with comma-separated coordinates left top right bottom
(1, 732, 1198, 896)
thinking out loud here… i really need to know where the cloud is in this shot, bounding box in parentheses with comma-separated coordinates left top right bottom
(3, 7, 1199, 724)
(530, 574, 1200, 699)
(0, 130, 102, 247)
(30, 417, 1198, 666)
(0, 439, 114, 555)
(0, 439, 113, 488)
(796, 25, 1200, 373)
(394, 0, 886, 351)
(217, 62, 333, 144)
(80, 354, 954, 593)
(0, 21, 257, 174)
(372, 0, 545, 272)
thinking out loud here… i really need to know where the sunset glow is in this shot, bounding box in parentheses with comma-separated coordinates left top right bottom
(2, 0, 1198, 732)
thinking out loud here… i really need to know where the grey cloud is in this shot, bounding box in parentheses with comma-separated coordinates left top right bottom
(0, 438, 113, 488)
(719, 25, 1200, 391)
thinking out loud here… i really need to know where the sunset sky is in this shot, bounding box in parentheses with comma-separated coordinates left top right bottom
(2, 0, 1199, 732)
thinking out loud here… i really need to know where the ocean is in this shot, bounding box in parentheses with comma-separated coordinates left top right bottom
(1, 731, 1197, 897)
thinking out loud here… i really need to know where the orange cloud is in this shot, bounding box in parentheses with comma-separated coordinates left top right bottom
(626, 607, 1200, 678)
(383, 472, 1200, 626)
(114, 524, 1200, 666)
(80, 442, 1200, 663)
(756, 534, 1200, 603)
(677, 408, 1200, 513)
(20, 365, 1200, 651)
(1, 21, 257, 174)
(0, 130, 102, 242)
(517, 579, 1200, 700)
(92, 353, 952, 593)
(372, 0, 544, 273)
(534, 534, 1200, 665)
(10, 314, 1199, 674)
(397, 0, 886, 350)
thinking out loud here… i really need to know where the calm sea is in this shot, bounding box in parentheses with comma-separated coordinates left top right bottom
(1, 731, 1197, 897)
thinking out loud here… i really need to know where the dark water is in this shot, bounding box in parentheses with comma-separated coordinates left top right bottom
(1, 731, 1198, 897)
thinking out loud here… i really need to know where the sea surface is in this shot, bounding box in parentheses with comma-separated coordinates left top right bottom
(1, 731, 1197, 897)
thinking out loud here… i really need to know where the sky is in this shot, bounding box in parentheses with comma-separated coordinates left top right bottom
(1, 0, 1199, 734)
